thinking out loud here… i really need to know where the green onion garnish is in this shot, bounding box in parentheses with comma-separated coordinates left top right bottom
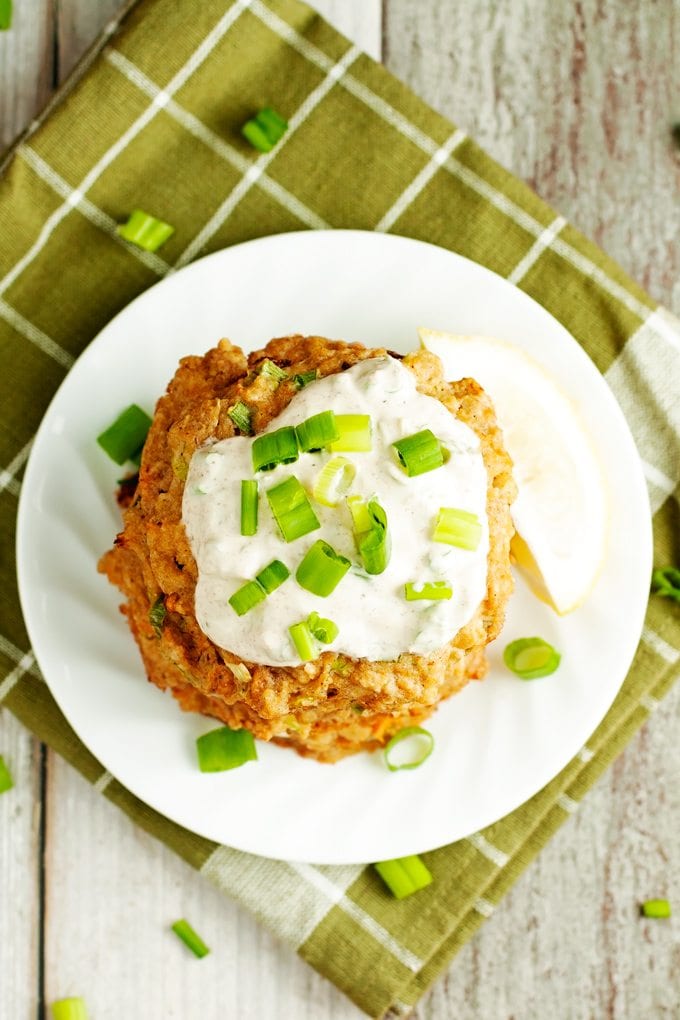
(289, 620, 318, 662)
(149, 595, 166, 637)
(255, 559, 290, 594)
(307, 611, 339, 644)
(258, 358, 288, 383)
(392, 429, 445, 477)
(228, 400, 253, 434)
(404, 581, 452, 601)
(51, 998, 88, 1020)
(171, 918, 211, 958)
(0, 755, 13, 795)
(0, 0, 12, 30)
(295, 410, 339, 452)
(651, 566, 680, 604)
(116, 209, 174, 252)
(640, 899, 671, 918)
(294, 370, 317, 389)
(312, 455, 356, 507)
(229, 579, 267, 616)
(196, 725, 257, 772)
(242, 107, 289, 153)
(374, 855, 433, 899)
(350, 496, 391, 574)
(328, 414, 372, 452)
(296, 540, 351, 597)
(384, 726, 435, 772)
(503, 637, 561, 679)
(97, 404, 152, 466)
(433, 507, 482, 550)
(266, 476, 320, 542)
(240, 479, 258, 536)
(252, 426, 299, 472)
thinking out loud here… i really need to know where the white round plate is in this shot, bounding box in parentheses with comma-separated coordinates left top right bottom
(17, 230, 652, 864)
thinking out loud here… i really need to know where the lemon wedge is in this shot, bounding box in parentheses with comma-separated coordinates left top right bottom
(418, 328, 608, 614)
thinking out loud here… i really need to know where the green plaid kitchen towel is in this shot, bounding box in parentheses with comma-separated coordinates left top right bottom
(1, 0, 679, 1015)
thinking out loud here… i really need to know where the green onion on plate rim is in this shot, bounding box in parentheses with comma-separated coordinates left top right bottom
(503, 637, 561, 679)
(97, 404, 151, 466)
(196, 726, 257, 772)
(384, 726, 434, 772)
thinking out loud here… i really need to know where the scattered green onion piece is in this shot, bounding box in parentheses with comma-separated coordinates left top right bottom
(383, 726, 435, 772)
(258, 358, 288, 383)
(171, 919, 211, 958)
(240, 479, 258, 536)
(351, 497, 391, 575)
(374, 855, 433, 900)
(149, 594, 166, 637)
(640, 898, 671, 918)
(503, 637, 561, 679)
(229, 579, 267, 616)
(651, 566, 680, 605)
(392, 429, 445, 477)
(228, 400, 252, 434)
(294, 370, 317, 389)
(252, 426, 299, 472)
(289, 620, 318, 662)
(255, 559, 290, 594)
(0, 755, 13, 795)
(347, 494, 371, 533)
(296, 540, 351, 597)
(0, 0, 12, 30)
(196, 725, 257, 772)
(242, 107, 288, 152)
(295, 410, 339, 452)
(97, 404, 152, 466)
(266, 476, 320, 542)
(404, 581, 452, 601)
(307, 611, 339, 644)
(116, 209, 174, 252)
(433, 507, 482, 550)
(51, 998, 89, 1020)
(328, 414, 372, 452)
(312, 455, 356, 507)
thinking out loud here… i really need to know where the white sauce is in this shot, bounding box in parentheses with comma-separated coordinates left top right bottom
(182, 357, 489, 666)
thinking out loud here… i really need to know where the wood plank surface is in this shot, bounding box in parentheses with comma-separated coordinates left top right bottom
(0, 0, 55, 149)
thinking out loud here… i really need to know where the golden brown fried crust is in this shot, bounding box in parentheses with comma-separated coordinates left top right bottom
(99, 336, 516, 762)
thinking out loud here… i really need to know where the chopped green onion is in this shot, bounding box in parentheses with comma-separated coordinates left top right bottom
(242, 107, 288, 152)
(255, 559, 290, 594)
(328, 414, 372, 452)
(258, 358, 288, 383)
(651, 566, 680, 604)
(0, 0, 12, 30)
(171, 919, 211, 958)
(289, 620, 318, 661)
(295, 410, 339, 452)
(0, 755, 13, 795)
(252, 426, 298, 472)
(228, 400, 252, 434)
(307, 611, 339, 644)
(229, 579, 267, 616)
(433, 507, 482, 550)
(116, 209, 174, 252)
(240, 479, 258, 536)
(97, 404, 152, 465)
(266, 476, 320, 542)
(196, 725, 257, 772)
(503, 637, 561, 679)
(149, 594, 166, 637)
(384, 726, 435, 772)
(351, 496, 391, 574)
(640, 898, 671, 918)
(404, 581, 452, 601)
(374, 855, 433, 899)
(312, 455, 356, 507)
(331, 657, 352, 677)
(294, 370, 317, 389)
(225, 662, 251, 687)
(296, 540, 350, 596)
(51, 998, 89, 1020)
(392, 429, 445, 477)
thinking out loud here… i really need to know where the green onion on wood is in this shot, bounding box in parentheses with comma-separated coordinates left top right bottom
(640, 898, 671, 918)
(171, 919, 211, 958)
(0, 755, 13, 795)
(51, 999, 89, 1020)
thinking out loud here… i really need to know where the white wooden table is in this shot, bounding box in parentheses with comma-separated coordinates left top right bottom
(2, 2, 679, 1017)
